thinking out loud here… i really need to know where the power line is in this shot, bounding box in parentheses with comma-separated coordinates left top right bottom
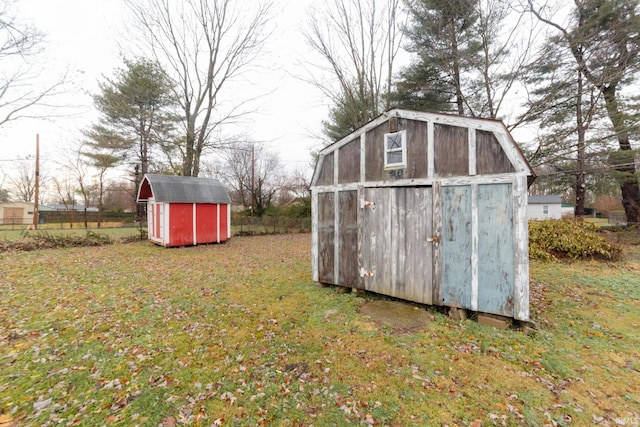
(534, 161, 639, 177)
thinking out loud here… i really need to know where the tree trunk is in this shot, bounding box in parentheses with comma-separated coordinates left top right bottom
(575, 69, 586, 218)
(602, 85, 640, 223)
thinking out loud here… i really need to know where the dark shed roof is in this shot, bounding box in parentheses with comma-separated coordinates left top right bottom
(528, 195, 562, 204)
(137, 174, 231, 204)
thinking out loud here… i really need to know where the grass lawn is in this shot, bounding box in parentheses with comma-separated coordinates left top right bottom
(1, 233, 639, 426)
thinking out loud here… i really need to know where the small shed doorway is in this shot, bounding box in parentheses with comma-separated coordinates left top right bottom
(360, 186, 434, 304)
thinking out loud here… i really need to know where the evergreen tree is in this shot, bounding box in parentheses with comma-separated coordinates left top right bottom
(399, 0, 480, 115)
(91, 58, 177, 176)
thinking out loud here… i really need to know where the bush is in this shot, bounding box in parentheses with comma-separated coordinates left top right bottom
(1, 231, 119, 253)
(529, 220, 622, 261)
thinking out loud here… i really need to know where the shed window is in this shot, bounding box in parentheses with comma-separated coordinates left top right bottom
(542, 205, 549, 215)
(384, 130, 407, 169)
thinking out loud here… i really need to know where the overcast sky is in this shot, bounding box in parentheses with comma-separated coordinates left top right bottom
(1, 0, 328, 177)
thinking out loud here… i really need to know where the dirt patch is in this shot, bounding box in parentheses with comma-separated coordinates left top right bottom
(358, 300, 433, 333)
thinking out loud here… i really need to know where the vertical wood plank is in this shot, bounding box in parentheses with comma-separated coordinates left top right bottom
(431, 181, 441, 305)
(365, 123, 387, 181)
(427, 121, 435, 178)
(404, 187, 433, 304)
(338, 139, 361, 184)
(317, 192, 335, 283)
(468, 127, 477, 176)
(434, 124, 469, 177)
(513, 175, 530, 320)
(334, 190, 340, 285)
(476, 130, 515, 175)
(360, 133, 366, 182)
(338, 191, 360, 288)
(311, 190, 319, 282)
(471, 184, 479, 311)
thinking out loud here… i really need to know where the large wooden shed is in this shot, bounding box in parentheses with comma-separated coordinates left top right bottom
(137, 174, 231, 247)
(310, 109, 535, 321)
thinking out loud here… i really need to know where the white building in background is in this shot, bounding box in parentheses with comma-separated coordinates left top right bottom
(527, 195, 563, 220)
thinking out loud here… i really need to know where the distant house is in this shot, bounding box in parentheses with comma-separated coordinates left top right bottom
(0, 202, 35, 225)
(44, 204, 99, 212)
(527, 195, 562, 220)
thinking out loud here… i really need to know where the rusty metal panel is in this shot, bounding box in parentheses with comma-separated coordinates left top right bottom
(440, 185, 472, 309)
(338, 190, 360, 288)
(338, 139, 360, 184)
(317, 192, 335, 283)
(476, 130, 515, 175)
(434, 124, 469, 177)
(361, 186, 433, 304)
(477, 183, 514, 316)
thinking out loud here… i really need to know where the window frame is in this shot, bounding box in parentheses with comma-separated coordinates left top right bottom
(383, 130, 407, 170)
(542, 205, 549, 215)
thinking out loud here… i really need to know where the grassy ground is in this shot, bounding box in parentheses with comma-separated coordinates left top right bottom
(1, 233, 639, 426)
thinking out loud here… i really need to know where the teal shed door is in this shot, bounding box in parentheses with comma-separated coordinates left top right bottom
(477, 183, 514, 316)
(360, 186, 434, 304)
(439, 183, 515, 317)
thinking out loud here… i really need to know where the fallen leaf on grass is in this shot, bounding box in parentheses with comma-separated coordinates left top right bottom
(33, 397, 52, 412)
(0, 414, 14, 427)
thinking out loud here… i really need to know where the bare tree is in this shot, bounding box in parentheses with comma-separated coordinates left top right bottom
(55, 142, 92, 228)
(0, 1, 69, 127)
(304, 0, 404, 140)
(52, 175, 77, 227)
(126, 0, 272, 177)
(9, 162, 36, 202)
(219, 141, 285, 216)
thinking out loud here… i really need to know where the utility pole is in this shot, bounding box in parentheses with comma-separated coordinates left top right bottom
(251, 144, 255, 217)
(32, 134, 40, 230)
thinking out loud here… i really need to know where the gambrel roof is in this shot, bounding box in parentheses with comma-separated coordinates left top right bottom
(137, 174, 231, 204)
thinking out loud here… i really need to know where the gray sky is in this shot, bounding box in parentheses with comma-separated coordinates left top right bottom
(1, 0, 327, 177)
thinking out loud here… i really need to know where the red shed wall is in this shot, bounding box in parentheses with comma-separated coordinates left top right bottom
(196, 204, 217, 243)
(168, 203, 194, 247)
(219, 204, 229, 241)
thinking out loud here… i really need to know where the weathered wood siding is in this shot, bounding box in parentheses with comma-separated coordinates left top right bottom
(364, 123, 386, 181)
(338, 190, 360, 288)
(476, 130, 515, 175)
(403, 118, 429, 179)
(361, 186, 433, 304)
(434, 124, 468, 177)
(317, 192, 335, 283)
(338, 139, 360, 184)
(316, 153, 334, 186)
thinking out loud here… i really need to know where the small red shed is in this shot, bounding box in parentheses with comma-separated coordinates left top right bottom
(137, 174, 231, 247)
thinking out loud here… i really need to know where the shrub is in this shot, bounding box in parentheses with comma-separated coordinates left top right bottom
(528, 220, 622, 261)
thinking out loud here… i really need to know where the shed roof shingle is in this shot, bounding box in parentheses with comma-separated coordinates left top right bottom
(137, 174, 231, 204)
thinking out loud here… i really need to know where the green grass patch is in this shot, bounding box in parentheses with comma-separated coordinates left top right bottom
(1, 233, 639, 426)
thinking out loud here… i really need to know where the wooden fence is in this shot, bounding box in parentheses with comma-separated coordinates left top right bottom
(31, 211, 311, 235)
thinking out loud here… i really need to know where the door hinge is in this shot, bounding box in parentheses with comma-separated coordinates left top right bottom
(360, 268, 375, 277)
(361, 200, 375, 208)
